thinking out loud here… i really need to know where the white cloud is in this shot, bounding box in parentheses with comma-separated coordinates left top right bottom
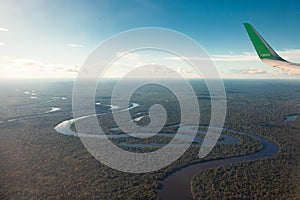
(103, 51, 199, 78)
(116, 51, 140, 61)
(0, 42, 5, 46)
(277, 49, 300, 60)
(212, 49, 300, 62)
(231, 68, 267, 75)
(211, 53, 257, 61)
(67, 43, 84, 48)
(166, 49, 300, 62)
(165, 49, 300, 62)
(165, 54, 257, 62)
(0, 56, 80, 78)
(124, 64, 177, 78)
(166, 56, 211, 61)
(0, 27, 8, 32)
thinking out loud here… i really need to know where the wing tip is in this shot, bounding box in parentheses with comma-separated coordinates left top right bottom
(243, 22, 252, 28)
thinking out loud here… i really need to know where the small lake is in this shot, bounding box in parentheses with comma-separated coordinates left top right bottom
(284, 114, 299, 122)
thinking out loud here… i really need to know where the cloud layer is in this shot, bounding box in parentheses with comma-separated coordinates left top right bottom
(67, 43, 84, 48)
(0, 56, 79, 78)
(212, 49, 300, 62)
(166, 49, 300, 62)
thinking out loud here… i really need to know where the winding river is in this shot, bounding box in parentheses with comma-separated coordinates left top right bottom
(53, 102, 280, 200)
(157, 130, 279, 200)
(54, 103, 238, 146)
(0, 89, 281, 199)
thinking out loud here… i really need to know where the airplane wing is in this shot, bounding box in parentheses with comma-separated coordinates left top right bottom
(243, 23, 300, 74)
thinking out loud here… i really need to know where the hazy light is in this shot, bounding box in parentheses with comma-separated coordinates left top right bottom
(0, 27, 8, 32)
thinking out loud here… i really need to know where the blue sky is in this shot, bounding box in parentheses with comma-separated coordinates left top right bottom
(1, 0, 300, 79)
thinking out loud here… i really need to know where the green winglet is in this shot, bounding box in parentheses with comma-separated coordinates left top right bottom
(243, 23, 280, 59)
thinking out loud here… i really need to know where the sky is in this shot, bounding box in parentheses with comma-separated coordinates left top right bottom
(1, 0, 300, 79)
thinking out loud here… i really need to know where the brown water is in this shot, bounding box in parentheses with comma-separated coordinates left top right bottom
(157, 130, 279, 200)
